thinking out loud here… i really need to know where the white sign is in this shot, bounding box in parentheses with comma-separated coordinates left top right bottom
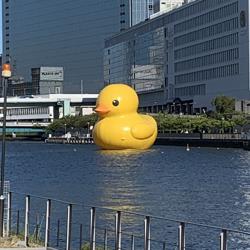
(40, 67, 64, 81)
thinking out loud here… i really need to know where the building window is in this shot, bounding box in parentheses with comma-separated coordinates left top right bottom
(240, 11, 246, 27)
(174, 2, 239, 34)
(174, 18, 239, 47)
(175, 48, 239, 73)
(174, 33, 239, 60)
(175, 64, 239, 84)
(175, 84, 206, 97)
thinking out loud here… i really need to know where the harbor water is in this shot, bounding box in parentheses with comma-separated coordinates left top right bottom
(3, 141, 250, 249)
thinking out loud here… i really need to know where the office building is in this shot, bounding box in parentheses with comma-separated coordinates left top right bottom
(7, 67, 64, 96)
(31, 67, 63, 95)
(104, 0, 247, 113)
(2, 0, 153, 95)
(120, 0, 155, 31)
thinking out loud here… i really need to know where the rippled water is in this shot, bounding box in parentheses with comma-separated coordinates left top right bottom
(4, 142, 250, 249)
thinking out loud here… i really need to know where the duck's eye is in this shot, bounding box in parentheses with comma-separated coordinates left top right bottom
(112, 100, 119, 106)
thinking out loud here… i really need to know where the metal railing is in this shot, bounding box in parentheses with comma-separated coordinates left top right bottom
(6, 191, 250, 250)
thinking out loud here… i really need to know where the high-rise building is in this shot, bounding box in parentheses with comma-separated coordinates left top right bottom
(153, 0, 184, 14)
(104, 0, 248, 113)
(2, 0, 153, 95)
(120, 0, 154, 31)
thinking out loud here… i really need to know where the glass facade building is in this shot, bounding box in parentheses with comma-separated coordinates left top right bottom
(104, 0, 249, 113)
(120, 0, 154, 31)
(2, 0, 153, 94)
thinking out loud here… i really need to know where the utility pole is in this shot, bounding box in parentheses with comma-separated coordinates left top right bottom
(80, 80, 84, 94)
(0, 64, 11, 236)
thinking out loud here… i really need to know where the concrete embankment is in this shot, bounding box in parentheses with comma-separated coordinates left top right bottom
(156, 133, 250, 150)
(44, 133, 250, 150)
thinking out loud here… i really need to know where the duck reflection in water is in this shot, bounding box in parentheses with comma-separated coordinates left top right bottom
(96, 149, 156, 226)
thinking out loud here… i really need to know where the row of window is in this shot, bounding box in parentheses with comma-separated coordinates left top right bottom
(120, 0, 126, 30)
(164, 0, 231, 23)
(0, 107, 50, 116)
(174, 33, 238, 60)
(175, 63, 239, 84)
(5, 9, 10, 55)
(174, 2, 238, 34)
(175, 84, 206, 97)
(4, 0, 10, 53)
(175, 48, 239, 72)
(174, 18, 238, 47)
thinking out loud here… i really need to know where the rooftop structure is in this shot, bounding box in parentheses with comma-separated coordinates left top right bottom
(151, 0, 185, 19)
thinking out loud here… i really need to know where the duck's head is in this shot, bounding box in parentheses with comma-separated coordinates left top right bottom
(95, 84, 139, 118)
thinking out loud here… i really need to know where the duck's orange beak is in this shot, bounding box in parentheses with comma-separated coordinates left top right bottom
(95, 105, 110, 115)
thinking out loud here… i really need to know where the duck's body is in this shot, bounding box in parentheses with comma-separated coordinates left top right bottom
(93, 113, 157, 150)
(93, 83, 158, 150)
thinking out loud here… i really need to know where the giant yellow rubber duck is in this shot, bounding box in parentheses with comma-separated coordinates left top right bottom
(93, 84, 157, 150)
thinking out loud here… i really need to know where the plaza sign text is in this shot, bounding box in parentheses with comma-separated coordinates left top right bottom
(40, 67, 64, 81)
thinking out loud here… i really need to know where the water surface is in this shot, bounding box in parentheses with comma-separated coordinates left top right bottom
(4, 142, 250, 249)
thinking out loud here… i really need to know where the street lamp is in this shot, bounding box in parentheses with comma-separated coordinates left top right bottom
(64, 123, 67, 136)
(0, 64, 11, 236)
(87, 122, 90, 137)
(221, 117, 225, 134)
(173, 102, 175, 114)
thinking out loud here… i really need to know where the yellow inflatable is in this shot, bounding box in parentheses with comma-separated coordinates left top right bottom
(93, 84, 158, 150)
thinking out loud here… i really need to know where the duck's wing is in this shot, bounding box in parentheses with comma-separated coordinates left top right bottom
(131, 122, 155, 139)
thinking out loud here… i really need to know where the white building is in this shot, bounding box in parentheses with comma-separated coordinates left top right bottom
(151, 0, 185, 19)
(0, 94, 98, 128)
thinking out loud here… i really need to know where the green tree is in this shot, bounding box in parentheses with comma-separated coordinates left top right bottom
(232, 115, 249, 132)
(212, 96, 235, 115)
(46, 113, 98, 134)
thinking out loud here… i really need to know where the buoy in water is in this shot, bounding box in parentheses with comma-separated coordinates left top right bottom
(186, 144, 190, 151)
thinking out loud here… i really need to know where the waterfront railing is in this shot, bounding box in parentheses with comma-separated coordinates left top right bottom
(5, 191, 250, 249)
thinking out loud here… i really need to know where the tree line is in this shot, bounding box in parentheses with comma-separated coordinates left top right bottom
(46, 96, 250, 134)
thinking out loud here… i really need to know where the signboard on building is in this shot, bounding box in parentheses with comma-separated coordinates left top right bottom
(40, 67, 64, 81)
(132, 65, 163, 92)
